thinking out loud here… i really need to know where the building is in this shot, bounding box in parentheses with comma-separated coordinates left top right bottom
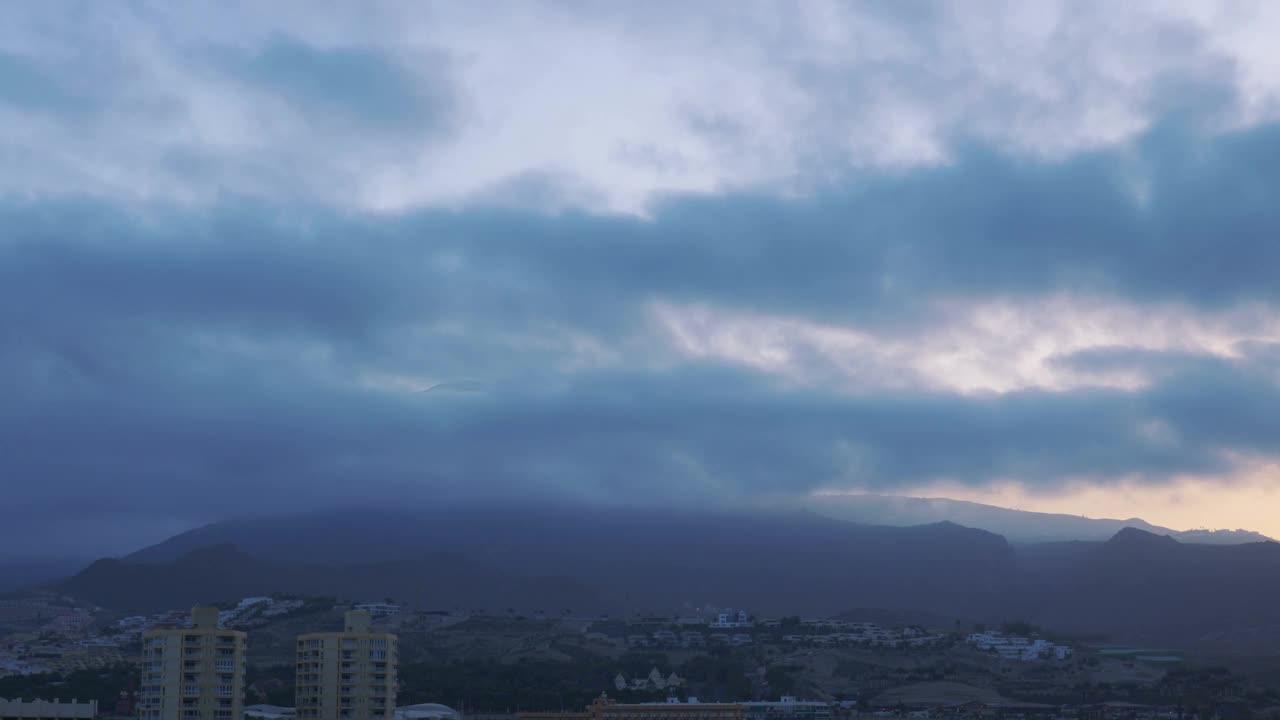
(521, 695, 745, 720)
(296, 611, 398, 720)
(245, 706, 297, 720)
(652, 631, 678, 646)
(965, 632, 1071, 662)
(709, 611, 750, 629)
(352, 604, 402, 619)
(0, 697, 97, 719)
(395, 704, 461, 720)
(742, 699, 832, 720)
(138, 607, 247, 720)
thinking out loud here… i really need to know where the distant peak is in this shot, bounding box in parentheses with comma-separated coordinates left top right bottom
(1107, 526, 1179, 547)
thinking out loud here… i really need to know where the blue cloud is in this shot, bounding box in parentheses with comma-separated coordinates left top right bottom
(0, 51, 95, 113)
(4, 119, 1280, 552)
(237, 36, 450, 129)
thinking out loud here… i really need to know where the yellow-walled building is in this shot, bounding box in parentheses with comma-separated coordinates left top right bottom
(138, 607, 247, 720)
(296, 611, 398, 720)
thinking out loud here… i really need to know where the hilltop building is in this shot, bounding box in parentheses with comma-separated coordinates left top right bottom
(296, 611, 398, 720)
(966, 632, 1072, 661)
(138, 607, 247, 720)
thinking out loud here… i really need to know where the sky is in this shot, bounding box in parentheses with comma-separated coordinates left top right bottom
(4, 1, 1280, 558)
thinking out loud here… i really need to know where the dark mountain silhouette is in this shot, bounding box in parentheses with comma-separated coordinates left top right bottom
(57, 510, 1280, 648)
(61, 544, 275, 611)
(0, 557, 91, 593)
(62, 539, 601, 614)
(1006, 528, 1280, 645)
(63, 507, 1014, 617)
(809, 493, 1274, 544)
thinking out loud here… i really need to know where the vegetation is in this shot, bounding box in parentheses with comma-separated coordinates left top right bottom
(0, 664, 136, 705)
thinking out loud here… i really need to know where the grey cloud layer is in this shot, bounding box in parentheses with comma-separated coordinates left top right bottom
(5, 1, 1278, 213)
(3, 121, 1280, 554)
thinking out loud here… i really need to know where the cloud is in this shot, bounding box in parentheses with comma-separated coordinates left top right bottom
(0, 51, 96, 113)
(4, 2, 1280, 552)
(4, 117, 1280, 552)
(5, 1, 1280, 212)
(235, 37, 452, 131)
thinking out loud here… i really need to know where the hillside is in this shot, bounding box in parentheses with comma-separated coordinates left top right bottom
(1016, 528, 1280, 642)
(56, 509, 1280, 647)
(65, 507, 1015, 618)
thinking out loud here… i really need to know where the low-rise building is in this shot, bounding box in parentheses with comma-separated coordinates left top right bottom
(245, 705, 297, 720)
(680, 632, 706, 648)
(520, 695, 746, 720)
(353, 604, 402, 619)
(0, 697, 98, 719)
(743, 698, 833, 720)
(653, 630, 678, 645)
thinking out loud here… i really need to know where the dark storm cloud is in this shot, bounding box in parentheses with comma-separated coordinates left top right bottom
(4, 120, 1280, 553)
(404, 120, 1280, 329)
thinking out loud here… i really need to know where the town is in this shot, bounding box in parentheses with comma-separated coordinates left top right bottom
(2, 589, 1271, 720)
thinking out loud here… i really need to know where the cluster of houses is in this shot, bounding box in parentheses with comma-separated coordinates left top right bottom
(628, 630, 755, 648)
(620, 614, 947, 651)
(215, 596, 307, 628)
(0, 596, 128, 676)
(613, 668, 687, 692)
(782, 623, 945, 648)
(966, 632, 1073, 661)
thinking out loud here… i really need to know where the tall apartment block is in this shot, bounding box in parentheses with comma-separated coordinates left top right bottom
(139, 607, 247, 720)
(296, 610, 398, 720)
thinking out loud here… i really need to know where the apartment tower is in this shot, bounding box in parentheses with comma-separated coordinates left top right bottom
(138, 606, 247, 720)
(296, 610, 398, 720)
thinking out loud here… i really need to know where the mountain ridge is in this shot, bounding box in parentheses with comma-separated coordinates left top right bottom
(808, 493, 1275, 544)
(51, 507, 1280, 649)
